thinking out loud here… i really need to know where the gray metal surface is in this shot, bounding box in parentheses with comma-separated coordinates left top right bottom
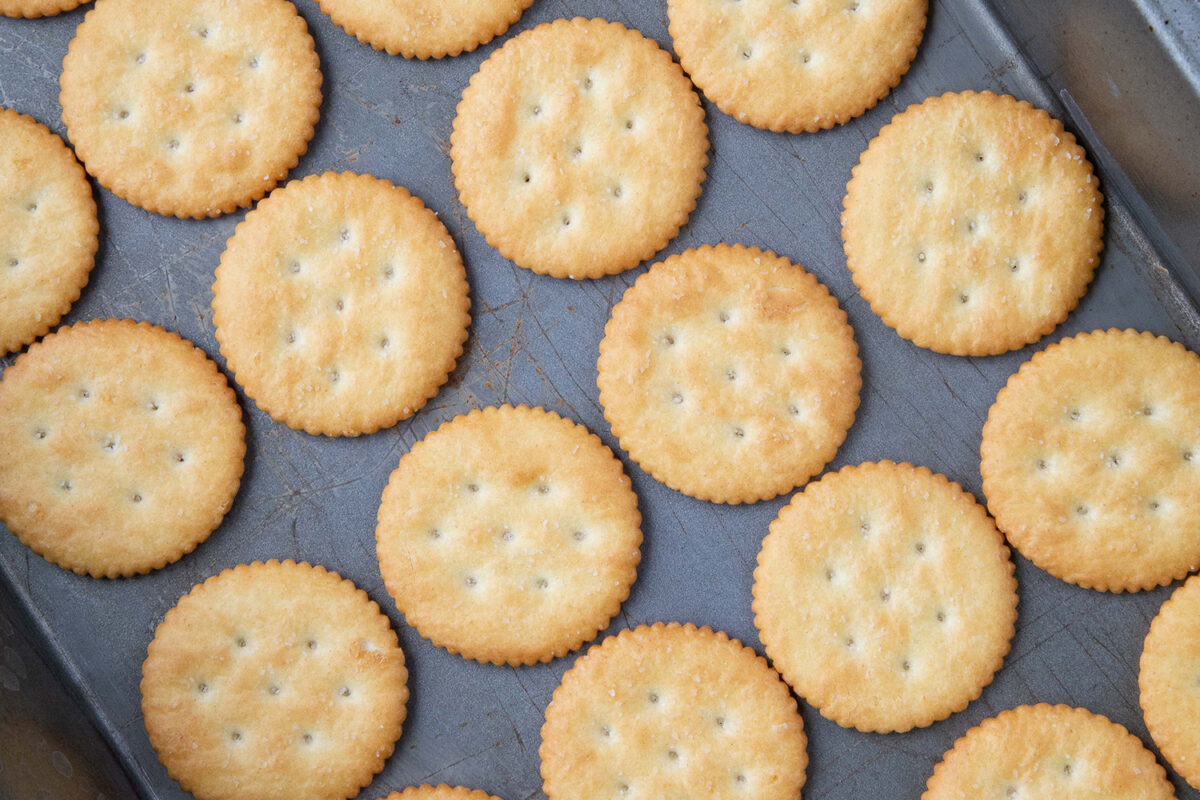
(2, 1, 1200, 799)
(0, 578, 141, 800)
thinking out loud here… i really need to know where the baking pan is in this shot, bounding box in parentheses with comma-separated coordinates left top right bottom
(1, 1, 1199, 798)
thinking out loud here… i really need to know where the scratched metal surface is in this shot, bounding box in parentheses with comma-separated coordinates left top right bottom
(2, 1, 1200, 799)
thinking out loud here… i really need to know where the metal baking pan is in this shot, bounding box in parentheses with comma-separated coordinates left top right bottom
(2, 1, 1199, 798)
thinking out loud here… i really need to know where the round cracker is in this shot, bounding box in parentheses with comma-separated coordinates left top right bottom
(375, 405, 642, 666)
(141, 560, 408, 800)
(1, 0, 89, 18)
(923, 704, 1174, 799)
(450, 17, 709, 279)
(597, 243, 860, 504)
(59, 0, 322, 218)
(842, 91, 1104, 356)
(753, 461, 1017, 733)
(0, 108, 98, 355)
(540, 622, 807, 800)
(314, 0, 534, 59)
(376, 788, 502, 800)
(0, 319, 245, 578)
(212, 172, 470, 437)
(668, 0, 927, 133)
(1140, 574, 1200, 791)
(981, 329, 1200, 592)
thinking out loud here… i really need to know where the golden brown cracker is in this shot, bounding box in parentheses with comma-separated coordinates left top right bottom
(753, 461, 1017, 732)
(540, 622, 807, 800)
(212, 172, 470, 437)
(981, 329, 1200, 591)
(0, 320, 245, 577)
(314, 0, 534, 59)
(597, 243, 860, 503)
(1, 0, 88, 19)
(376, 787, 503, 800)
(843, 91, 1104, 355)
(376, 405, 641, 665)
(1140, 574, 1200, 791)
(451, 17, 709, 278)
(923, 704, 1174, 800)
(142, 560, 408, 800)
(0, 108, 97, 355)
(59, 0, 322, 218)
(668, 0, 927, 132)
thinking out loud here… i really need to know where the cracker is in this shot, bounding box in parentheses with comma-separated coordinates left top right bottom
(842, 91, 1104, 356)
(667, 0, 927, 133)
(376, 787, 502, 800)
(1, 0, 88, 18)
(0, 320, 245, 578)
(753, 461, 1016, 733)
(0, 108, 97, 355)
(1140, 574, 1200, 791)
(142, 560, 408, 800)
(212, 172, 470, 437)
(540, 622, 807, 800)
(922, 704, 1174, 799)
(375, 405, 641, 666)
(981, 329, 1200, 591)
(597, 243, 860, 504)
(314, 0, 534, 60)
(59, 0, 322, 218)
(450, 17, 709, 279)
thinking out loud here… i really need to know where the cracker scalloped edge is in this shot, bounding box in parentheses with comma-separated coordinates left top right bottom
(538, 621, 808, 797)
(596, 242, 861, 504)
(980, 328, 1196, 591)
(58, 0, 323, 219)
(751, 460, 1018, 732)
(841, 90, 1105, 356)
(449, 16, 709, 279)
(375, 404, 642, 666)
(211, 171, 471, 437)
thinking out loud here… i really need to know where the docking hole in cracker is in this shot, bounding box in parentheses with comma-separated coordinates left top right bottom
(314, 0, 535, 59)
(375, 405, 642, 666)
(842, 91, 1104, 356)
(450, 17, 709, 278)
(540, 622, 807, 800)
(753, 461, 1017, 733)
(142, 560, 409, 800)
(59, 0, 322, 218)
(212, 172, 471, 437)
(922, 704, 1174, 800)
(981, 329, 1200, 592)
(0, 320, 245, 578)
(597, 243, 860, 504)
(0, 108, 98, 355)
(1140, 574, 1200, 791)
(668, 0, 927, 132)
